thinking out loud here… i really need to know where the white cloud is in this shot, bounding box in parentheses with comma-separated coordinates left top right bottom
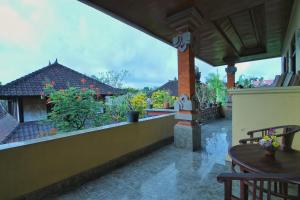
(0, 4, 36, 47)
(0, 0, 282, 87)
(236, 62, 251, 73)
(0, 0, 56, 49)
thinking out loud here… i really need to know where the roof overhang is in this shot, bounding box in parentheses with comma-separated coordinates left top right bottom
(79, 0, 294, 66)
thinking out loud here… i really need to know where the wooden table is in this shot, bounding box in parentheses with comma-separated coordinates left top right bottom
(229, 144, 300, 199)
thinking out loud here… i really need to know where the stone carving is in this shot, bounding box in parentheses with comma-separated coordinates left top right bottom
(225, 65, 237, 74)
(174, 94, 194, 111)
(172, 32, 191, 52)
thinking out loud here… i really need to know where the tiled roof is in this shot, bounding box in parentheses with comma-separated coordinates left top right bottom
(0, 105, 19, 143)
(0, 61, 124, 97)
(158, 80, 178, 96)
(1, 121, 54, 144)
(0, 104, 6, 119)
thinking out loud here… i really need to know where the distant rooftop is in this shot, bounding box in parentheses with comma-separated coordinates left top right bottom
(0, 104, 18, 143)
(158, 79, 178, 96)
(0, 60, 124, 97)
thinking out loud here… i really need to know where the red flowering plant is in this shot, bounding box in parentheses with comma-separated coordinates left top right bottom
(43, 79, 103, 132)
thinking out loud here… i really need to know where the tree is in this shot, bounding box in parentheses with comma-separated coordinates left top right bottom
(206, 73, 227, 105)
(237, 75, 264, 88)
(92, 70, 129, 88)
(195, 83, 209, 108)
(141, 86, 156, 95)
(43, 81, 102, 132)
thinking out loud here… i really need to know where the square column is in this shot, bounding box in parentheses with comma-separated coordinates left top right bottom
(178, 46, 196, 97)
(225, 65, 237, 89)
(173, 35, 201, 151)
(167, 7, 203, 151)
(224, 65, 237, 119)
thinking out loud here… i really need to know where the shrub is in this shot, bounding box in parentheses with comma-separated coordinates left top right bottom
(44, 81, 102, 132)
(102, 95, 130, 123)
(206, 73, 227, 105)
(151, 90, 176, 108)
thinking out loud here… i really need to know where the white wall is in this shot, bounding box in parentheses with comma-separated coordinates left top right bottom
(23, 97, 47, 122)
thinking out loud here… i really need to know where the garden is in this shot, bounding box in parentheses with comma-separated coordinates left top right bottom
(43, 70, 229, 134)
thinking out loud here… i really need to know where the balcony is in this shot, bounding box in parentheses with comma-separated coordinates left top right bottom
(0, 115, 232, 199)
(51, 119, 232, 200)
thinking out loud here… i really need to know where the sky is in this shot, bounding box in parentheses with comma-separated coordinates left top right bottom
(0, 0, 282, 88)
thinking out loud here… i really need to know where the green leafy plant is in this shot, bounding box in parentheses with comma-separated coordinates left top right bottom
(151, 90, 176, 108)
(102, 95, 130, 123)
(237, 75, 264, 88)
(43, 80, 102, 132)
(195, 83, 209, 108)
(206, 73, 227, 105)
(129, 92, 147, 115)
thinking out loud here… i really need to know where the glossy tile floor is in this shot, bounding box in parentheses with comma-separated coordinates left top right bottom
(51, 119, 233, 200)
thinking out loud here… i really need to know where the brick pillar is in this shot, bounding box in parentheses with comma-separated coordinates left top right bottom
(178, 45, 195, 98)
(224, 65, 237, 119)
(173, 32, 201, 151)
(225, 65, 237, 89)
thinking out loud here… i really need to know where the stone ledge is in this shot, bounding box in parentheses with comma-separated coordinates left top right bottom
(0, 113, 175, 151)
(229, 86, 300, 95)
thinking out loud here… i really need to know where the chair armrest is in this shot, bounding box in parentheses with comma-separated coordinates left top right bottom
(246, 125, 288, 136)
(239, 132, 289, 144)
(217, 173, 300, 184)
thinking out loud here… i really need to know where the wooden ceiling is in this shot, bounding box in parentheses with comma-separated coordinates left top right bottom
(80, 0, 294, 66)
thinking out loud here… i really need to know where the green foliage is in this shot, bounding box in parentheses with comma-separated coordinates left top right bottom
(44, 83, 102, 132)
(123, 87, 140, 94)
(206, 73, 227, 105)
(151, 90, 176, 108)
(130, 92, 147, 115)
(101, 95, 130, 123)
(237, 75, 264, 88)
(141, 86, 156, 95)
(195, 83, 209, 107)
(92, 70, 129, 88)
(101, 92, 147, 122)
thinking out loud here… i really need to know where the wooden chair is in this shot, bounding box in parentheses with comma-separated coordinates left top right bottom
(239, 125, 300, 151)
(217, 125, 300, 199)
(217, 173, 300, 200)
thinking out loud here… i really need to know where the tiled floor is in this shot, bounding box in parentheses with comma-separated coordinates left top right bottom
(50, 119, 233, 200)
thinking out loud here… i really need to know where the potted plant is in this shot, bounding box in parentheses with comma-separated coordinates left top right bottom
(127, 101, 139, 122)
(259, 128, 280, 158)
